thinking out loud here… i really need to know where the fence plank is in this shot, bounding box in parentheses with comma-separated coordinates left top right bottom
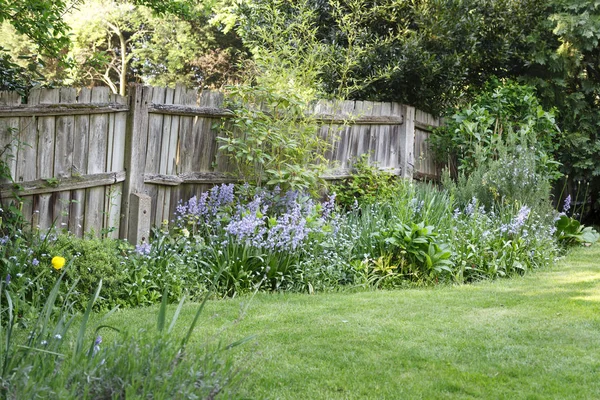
(36, 88, 60, 231)
(84, 87, 110, 235)
(0, 92, 20, 184)
(69, 88, 91, 237)
(0, 103, 128, 117)
(158, 85, 184, 225)
(120, 84, 150, 243)
(145, 86, 165, 228)
(201, 91, 227, 173)
(105, 93, 127, 238)
(17, 90, 40, 227)
(53, 88, 76, 231)
(171, 87, 197, 219)
(154, 87, 176, 226)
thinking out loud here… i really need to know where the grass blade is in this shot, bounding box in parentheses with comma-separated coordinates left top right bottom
(157, 286, 169, 333)
(168, 294, 186, 335)
(75, 279, 102, 358)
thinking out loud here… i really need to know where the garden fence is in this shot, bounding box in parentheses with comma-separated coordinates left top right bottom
(0, 84, 443, 243)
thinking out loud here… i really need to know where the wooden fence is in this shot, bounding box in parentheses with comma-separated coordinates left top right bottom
(0, 84, 442, 243)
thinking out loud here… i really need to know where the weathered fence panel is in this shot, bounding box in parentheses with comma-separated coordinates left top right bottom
(0, 87, 128, 236)
(0, 84, 443, 241)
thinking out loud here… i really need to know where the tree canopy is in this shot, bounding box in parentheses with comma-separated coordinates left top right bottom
(0, 0, 599, 218)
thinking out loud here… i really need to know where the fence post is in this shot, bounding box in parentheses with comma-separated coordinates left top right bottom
(120, 84, 151, 244)
(398, 105, 415, 179)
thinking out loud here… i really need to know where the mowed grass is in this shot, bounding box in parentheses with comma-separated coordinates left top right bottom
(104, 245, 600, 399)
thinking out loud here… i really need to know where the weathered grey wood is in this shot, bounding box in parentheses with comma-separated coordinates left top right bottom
(36, 88, 60, 231)
(0, 91, 21, 184)
(399, 105, 415, 179)
(171, 87, 198, 219)
(154, 87, 176, 226)
(144, 172, 238, 185)
(17, 90, 41, 226)
(321, 167, 401, 180)
(148, 103, 403, 125)
(105, 92, 127, 238)
(144, 86, 165, 228)
(148, 104, 232, 118)
(1, 171, 127, 197)
(127, 193, 151, 244)
(53, 88, 76, 230)
(120, 84, 150, 240)
(158, 84, 184, 225)
(316, 114, 403, 125)
(0, 103, 128, 117)
(69, 88, 91, 237)
(85, 87, 110, 235)
(200, 90, 227, 172)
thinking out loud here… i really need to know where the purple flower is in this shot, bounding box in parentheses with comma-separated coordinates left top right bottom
(563, 195, 571, 213)
(93, 335, 102, 356)
(135, 243, 151, 256)
(322, 193, 336, 220)
(501, 205, 531, 235)
(32, 258, 39, 266)
(464, 197, 477, 216)
(5, 274, 10, 285)
(0, 236, 9, 245)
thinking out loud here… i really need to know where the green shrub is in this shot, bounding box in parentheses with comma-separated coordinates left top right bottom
(332, 154, 400, 209)
(44, 235, 129, 311)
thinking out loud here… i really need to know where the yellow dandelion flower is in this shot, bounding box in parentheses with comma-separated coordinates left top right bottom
(51, 256, 66, 270)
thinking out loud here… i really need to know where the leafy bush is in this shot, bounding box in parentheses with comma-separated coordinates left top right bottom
(45, 235, 129, 311)
(332, 154, 400, 209)
(431, 79, 560, 178)
(218, 79, 328, 194)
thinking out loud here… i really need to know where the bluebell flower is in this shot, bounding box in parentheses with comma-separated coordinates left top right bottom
(135, 243, 151, 256)
(563, 195, 571, 213)
(464, 197, 477, 216)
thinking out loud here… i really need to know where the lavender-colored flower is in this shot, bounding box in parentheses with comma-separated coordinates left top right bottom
(93, 335, 102, 356)
(513, 205, 531, 229)
(135, 243, 151, 256)
(0, 236, 9, 245)
(225, 197, 268, 246)
(321, 193, 336, 220)
(464, 197, 477, 216)
(32, 258, 39, 266)
(562, 195, 571, 213)
(501, 205, 531, 235)
(5, 274, 10, 285)
(266, 201, 311, 251)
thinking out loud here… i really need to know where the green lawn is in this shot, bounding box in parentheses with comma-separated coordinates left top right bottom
(105, 245, 600, 399)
